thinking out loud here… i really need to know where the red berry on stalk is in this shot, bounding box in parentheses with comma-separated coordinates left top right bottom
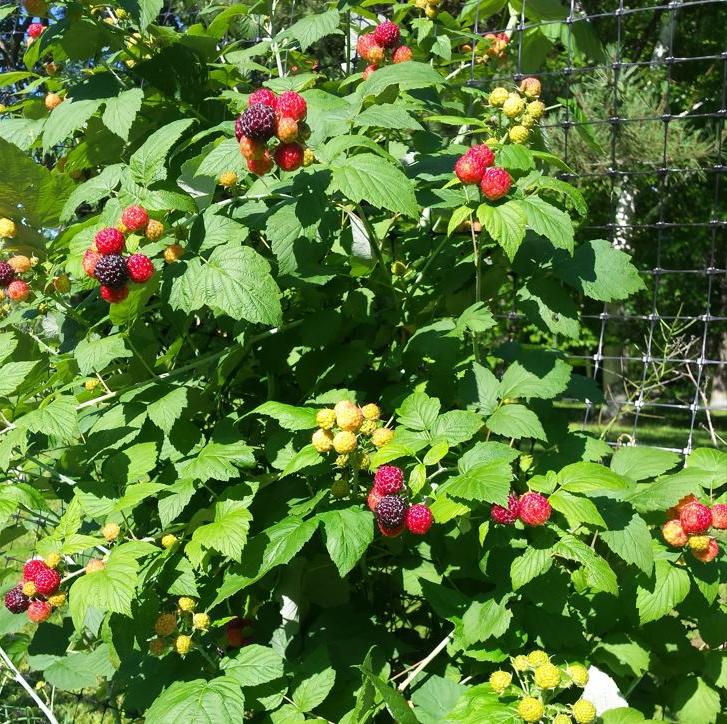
(711, 504, 727, 529)
(247, 153, 274, 176)
(100, 285, 129, 304)
(480, 167, 512, 201)
(491, 494, 520, 525)
(393, 45, 413, 64)
(662, 519, 688, 547)
(373, 465, 404, 495)
(518, 492, 551, 526)
(226, 617, 253, 647)
(274, 142, 304, 172)
(94, 227, 125, 255)
(691, 537, 719, 563)
(357, 34, 384, 63)
(362, 64, 377, 80)
(4, 586, 30, 614)
(82, 248, 100, 278)
(34, 568, 61, 596)
(248, 88, 277, 109)
(7, 280, 29, 301)
(27, 23, 45, 38)
(666, 494, 698, 519)
(23, 559, 49, 582)
(276, 116, 299, 143)
(467, 144, 495, 168)
(276, 91, 307, 121)
(121, 205, 149, 232)
(406, 504, 433, 535)
(239, 136, 265, 161)
(680, 502, 712, 534)
(27, 600, 52, 623)
(373, 20, 400, 49)
(126, 253, 154, 284)
(367, 487, 383, 512)
(455, 154, 486, 185)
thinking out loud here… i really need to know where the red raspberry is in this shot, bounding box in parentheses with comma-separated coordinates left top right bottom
(357, 34, 384, 63)
(662, 519, 688, 547)
(0, 261, 15, 287)
(27, 600, 52, 623)
(27, 23, 45, 38)
(491, 494, 520, 525)
(393, 46, 413, 64)
(374, 465, 404, 495)
(518, 492, 551, 526)
(82, 248, 100, 278)
(126, 253, 154, 283)
(666, 494, 699, 519)
(7, 280, 29, 301)
(455, 154, 485, 184)
(378, 521, 406, 537)
(23, 559, 49, 582)
(467, 144, 495, 168)
(100, 285, 129, 303)
(406, 504, 433, 535)
(239, 136, 266, 161)
(480, 167, 512, 201)
(94, 227, 125, 255)
(691, 538, 719, 563)
(34, 568, 61, 596)
(711, 504, 727, 530)
(274, 142, 304, 172)
(362, 64, 377, 80)
(226, 617, 253, 647)
(367, 487, 383, 512)
(121, 205, 149, 232)
(247, 153, 274, 176)
(248, 88, 277, 109)
(276, 91, 307, 121)
(680, 502, 712, 534)
(373, 20, 400, 49)
(4, 586, 30, 614)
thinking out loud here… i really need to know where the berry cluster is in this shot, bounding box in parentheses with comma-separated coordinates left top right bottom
(454, 143, 512, 201)
(150, 596, 211, 657)
(367, 465, 434, 538)
(0, 250, 35, 303)
(489, 78, 545, 145)
(661, 495, 724, 563)
(3, 556, 65, 623)
(236, 89, 312, 175)
(490, 491, 552, 526)
(356, 21, 413, 80)
(490, 651, 596, 724)
(412, 0, 443, 19)
(83, 205, 157, 304)
(312, 400, 395, 471)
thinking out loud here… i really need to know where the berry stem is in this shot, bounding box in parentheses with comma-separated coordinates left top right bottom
(0, 645, 59, 724)
(396, 632, 453, 691)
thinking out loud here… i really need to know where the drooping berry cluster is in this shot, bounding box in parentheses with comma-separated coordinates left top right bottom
(412, 0, 444, 20)
(490, 491, 552, 526)
(0, 251, 34, 303)
(236, 90, 312, 176)
(149, 596, 214, 657)
(356, 21, 413, 80)
(83, 205, 158, 304)
(661, 495, 724, 563)
(3, 555, 65, 623)
(489, 78, 545, 145)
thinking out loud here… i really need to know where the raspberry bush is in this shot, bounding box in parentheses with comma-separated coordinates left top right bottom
(0, 1, 725, 722)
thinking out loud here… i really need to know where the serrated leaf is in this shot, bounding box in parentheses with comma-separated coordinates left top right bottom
(462, 597, 512, 643)
(74, 334, 132, 375)
(42, 645, 115, 692)
(16, 397, 78, 443)
(43, 98, 103, 153)
(357, 61, 444, 98)
(397, 391, 440, 431)
(279, 9, 341, 51)
(0, 361, 38, 397)
(292, 667, 336, 712)
(182, 438, 255, 482)
(158, 479, 196, 528)
(610, 447, 681, 481)
(477, 201, 526, 260)
(486, 404, 546, 441)
(549, 490, 606, 528)
(511, 546, 553, 589)
(625, 471, 702, 513)
(559, 462, 632, 496)
(598, 507, 654, 575)
(190, 501, 252, 561)
(144, 677, 245, 723)
(318, 508, 374, 577)
(221, 645, 284, 687)
(424, 441, 449, 466)
(685, 448, 727, 487)
(147, 387, 188, 434)
(430, 410, 483, 445)
(498, 357, 571, 400)
(280, 444, 322, 478)
(61, 164, 123, 222)
(354, 103, 423, 131)
(553, 535, 618, 595)
(253, 401, 318, 431)
(129, 118, 195, 186)
(441, 459, 512, 505)
(636, 559, 690, 624)
(102, 88, 144, 140)
(519, 196, 574, 252)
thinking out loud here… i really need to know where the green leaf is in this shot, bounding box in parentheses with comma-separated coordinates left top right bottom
(396, 391, 440, 431)
(430, 410, 483, 445)
(357, 61, 445, 98)
(16, 397, 78, 444)
(129, 118, 195, 186)
(292, 667, 336, 712)
(182, 438, 255, 482)
(61, 164, 123, 221)
(511, 546, 553, 589)
(354, 104, 423, 131)
(519, 196, 574, 253)
(359, 664, 418, 724)
(553, 535, 618, 595)
(636, 560, 690, 624)
(318, 508, 374, 577)
(610, 447, 681, 481)
(119, 0, 164, 31)
(477, 201, 526, 260)
(43, 98, 104, 153)
(280, 444, 323, 478)
(147, 387, 188, 434)
(42, 646, 115, 692)
(423, 441, 449, 466)
(498, 357, 571, 400)
(549, 490, 606, 528)
(0, 117, 45, 151)
(447, 205, 472, 237)
(0, 361, 38, 397)
(411, 675, 466, 724)
(486, 404, 546, 441)
(190, 499, 252, 561)
(145, 677, 245, 723)
(102, 88, 144, 140)
(685, 448, 727, 487)
(558, 462, 632, 496)
(670, 677, 721, 724)
(158, 479, 196, 528)
(221, 645, 284, 687)
(279, 9, 341, 51)
(462, 597, 512, 643)
(252, 401, 318, 431)
(497, 144, 535, 172)
(195, 138, 247, 179)
(598, 508, 654, 575)
(74, 334, 132, 375)
(331, 153, 418, 219)
(625, 471, 702, 513)
(441, 460, 512, 506)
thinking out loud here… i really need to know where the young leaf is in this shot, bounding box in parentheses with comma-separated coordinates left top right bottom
(144, 677, 245, 723)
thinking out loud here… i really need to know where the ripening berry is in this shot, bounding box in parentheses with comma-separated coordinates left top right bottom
(47, 592, 66, 608)
(489, 87, 509, 106)
(148, 637, 167, 656)
(45, 93, 62, 110)
(527, 650, 549, 667)
(226, 618, 253, 648)
(8, 255, 31, 273)
(371, 427, 394, 448)
(27, 600, 52, 623)
(276, 91, 307, 121)
(82, 248, 100, 278)
(393, 45, 413, 63)
(567, 664, 589, 687)
(23, 559, 49, 582)
(490, 494, 520, 525)
(178, 597, 196, 613)
(192, 612, 210, 630)
(303, 148, 316, 167)
(239, 135, 265, 160)
(691, 537, 719, 563)
(571, 699, 597, 724)
(679, 501, 712, 534)
(44, 552, 61, 569)
(373, 20, 401, 48)
(145, 219, 164, 241)
(174, 634, 192, 655)
(489, 670, 512, 694)
(517, 697, 545, 723)
(316, 408, 336, 429)
(121, 205, 149, 232)
(519, 76, 542, 98)
(312, 428, 334, 453)
(102, 522, 120, 542)
(528, 100, 546, 119)
(520, 114, 536, 129)
(248, 88, 277, 109)
(332, 431, 357, 454)
(22, 581, 37, 597)
(367, 487, 383, 512)
(518, 492, 551, 526)
(336, 402, 363, 432)
(4, 586, 30, 614)
(406, 504, 433, 535)
(85, 559, 105, 574)
(512, 654, 529, 671)
(502, 93, 525, 118)
(468, 144, 495, 169)
(247, 152, 274, 176)
(161, 534, 178, 548)
(375, 495, 408, 531)
(374, 465, 404, 495)
(361, 403, 381, 421)
(509, 125, 529, 144)
(218, 171, 238, 187)
(126, 254, 154, 283)
(276, 116, 299, 143)
(95, 227, 125, 255)
(662, 519, 687, 547)
(710, 503, 727, 529)
(357, 34, 384, 63)
(534, 662, 561, 689)
(424, 5, 438, 19)
(688, 535, 711, 552)
(553, 716, 573, 724)
(362, 64, 377, 80)
(667, 493, 698, 518)
(378, 520, 406, 537)
(34, 568, 61, 596)
(359, 454, 370, 471)
(155, 612, 177, 636)
(237, 104, 277, 141)
(7, 280, 30, 301)
(0, 218, 16, 238)
(100, 285, 129, 304)
(359, 420, 377, 436)
(455, 153, 486, 184)
(330, 478, 350, 499)
(27, 22, 45, 38)
(274, 142, 304, 172)
(480, 167, 512, 201)
(163, 244, 185, 264)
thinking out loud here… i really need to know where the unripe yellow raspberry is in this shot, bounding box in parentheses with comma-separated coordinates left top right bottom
(567, 664, 589, 687)
(335, 401, 363, 432)
(178, 597, 196, 612)
(688, 535, 711, 552)
(192, 612, 210, 630)
(316, 408, 336, 430)
(502, 93, 525, 118)
(161, 534, 177, 549)
(424, 4, 437, 18)
(485, 137, 498, 148)
(488, 670, 512, 694)
(527, 650, 549, 668)
(520, 114, 536, 129)
(519, 76, 542, 98)
(145, 219, 164, 241)
(53, 275, 71, 293)
(489, 87, 509, 107)
(330, 478, 350, 498)
(154, 613, 177, 637)
(44, 552, 62, 569)
(85, 559, 105, 574)
(512, 654, 529, 671)
(509, 125, 529, 144)
(359, 419, 378, 436)
(517, 697, 545, 723)
(0, 218, 16, 238)
(115, 7, 128, 18)
(117, 222, 128, 234)
(312, 428, 334, 452)
(528, 100, 545, 119)
(371, 427, 394, 448)
(22, 581, 37, 597)
(174, 634, 192, 655)
(361, 403, 381, 421)
(335, 454, 349, 467)
(534, 662, 561, 689)
(163, 244, 185, 263)
(553, 716, 573, 724)
(218, 171, 238, 187)
(48, 593, 66, 608)
(45, 92, 62, 110)
(358, 453, 370, 470)
(148, 637, 167, 656)
(102, 522, 120, 542)
(303, 148, 316, 167)
(8, 255, 31, 273)
(572, 699, 597, 724)
(84, 378, 99, 391)
(333, 431, 357, 454)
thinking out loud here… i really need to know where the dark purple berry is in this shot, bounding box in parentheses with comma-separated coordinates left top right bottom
(236, 104, 276, 142)
(93, 254, 128, 288)
(0, 261, 15, 288)
(375, 495, 408, 529)
(4, 585, 30, 614)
